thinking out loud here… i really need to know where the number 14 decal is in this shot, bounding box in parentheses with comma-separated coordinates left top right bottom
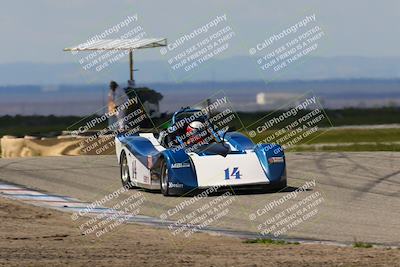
(224, 167, 242, 180)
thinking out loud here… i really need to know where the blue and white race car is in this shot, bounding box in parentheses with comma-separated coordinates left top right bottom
(115, 108, 287, 196)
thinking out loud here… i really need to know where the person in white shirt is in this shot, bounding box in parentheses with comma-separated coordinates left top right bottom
(108, 81, 129, 131)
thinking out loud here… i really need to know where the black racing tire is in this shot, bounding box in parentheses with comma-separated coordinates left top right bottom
(159, 159, 170, 196)
(278, 180, 287, 190)
(120, 151, 134, 189)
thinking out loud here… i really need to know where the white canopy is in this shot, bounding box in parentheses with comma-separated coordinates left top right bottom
(63, 38, 167, 51)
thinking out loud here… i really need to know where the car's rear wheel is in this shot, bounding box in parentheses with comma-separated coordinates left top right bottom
(120, 151, 134, 189)
(160, 159, 170, 196)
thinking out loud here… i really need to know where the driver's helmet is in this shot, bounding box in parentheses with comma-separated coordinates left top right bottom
(186, 121, 206, 144)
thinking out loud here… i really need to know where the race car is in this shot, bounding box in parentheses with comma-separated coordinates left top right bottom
(115, 108, 287, 196)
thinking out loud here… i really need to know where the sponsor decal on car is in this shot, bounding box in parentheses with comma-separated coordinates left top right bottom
(168, 182, 184, 188)
(147, 156, 153, 168)
(268, 157, 284, 164)
(171, 162, 191, 168)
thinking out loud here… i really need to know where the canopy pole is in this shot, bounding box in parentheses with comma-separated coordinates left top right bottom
(129, 50, 134, 81)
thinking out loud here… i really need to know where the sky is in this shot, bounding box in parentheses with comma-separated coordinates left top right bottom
(1, 0, 399, 64)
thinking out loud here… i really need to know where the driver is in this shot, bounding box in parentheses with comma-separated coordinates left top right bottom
(185, 121, 210, 145)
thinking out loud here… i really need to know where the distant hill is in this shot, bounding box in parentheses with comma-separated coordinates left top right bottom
(0, 56, 399, 85)
(0, 79, 399, 115)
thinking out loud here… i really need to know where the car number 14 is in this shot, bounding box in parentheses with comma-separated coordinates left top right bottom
(224, 167, 242, 180)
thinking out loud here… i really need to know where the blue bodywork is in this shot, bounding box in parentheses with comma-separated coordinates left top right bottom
(161, 149, 198, 192)
(118, 135, 160, 167)
(254, 144, 286, 184)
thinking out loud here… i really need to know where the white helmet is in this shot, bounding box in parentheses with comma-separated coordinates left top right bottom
(188, 121, 204, 130)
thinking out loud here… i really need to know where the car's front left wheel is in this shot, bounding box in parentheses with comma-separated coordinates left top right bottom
(160, 159, 170, 196)
(120, 151, 134, 189)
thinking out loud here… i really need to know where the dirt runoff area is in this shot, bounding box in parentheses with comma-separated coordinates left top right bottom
(0, 197, 399, 267)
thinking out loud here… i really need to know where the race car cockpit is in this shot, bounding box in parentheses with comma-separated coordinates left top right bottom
(159, 108, 230, 156)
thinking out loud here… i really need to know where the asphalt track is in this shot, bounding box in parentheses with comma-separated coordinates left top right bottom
(0, 152, 399, 245)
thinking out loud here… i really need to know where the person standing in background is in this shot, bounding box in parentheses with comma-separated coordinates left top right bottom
(108, 80, 129, 131)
